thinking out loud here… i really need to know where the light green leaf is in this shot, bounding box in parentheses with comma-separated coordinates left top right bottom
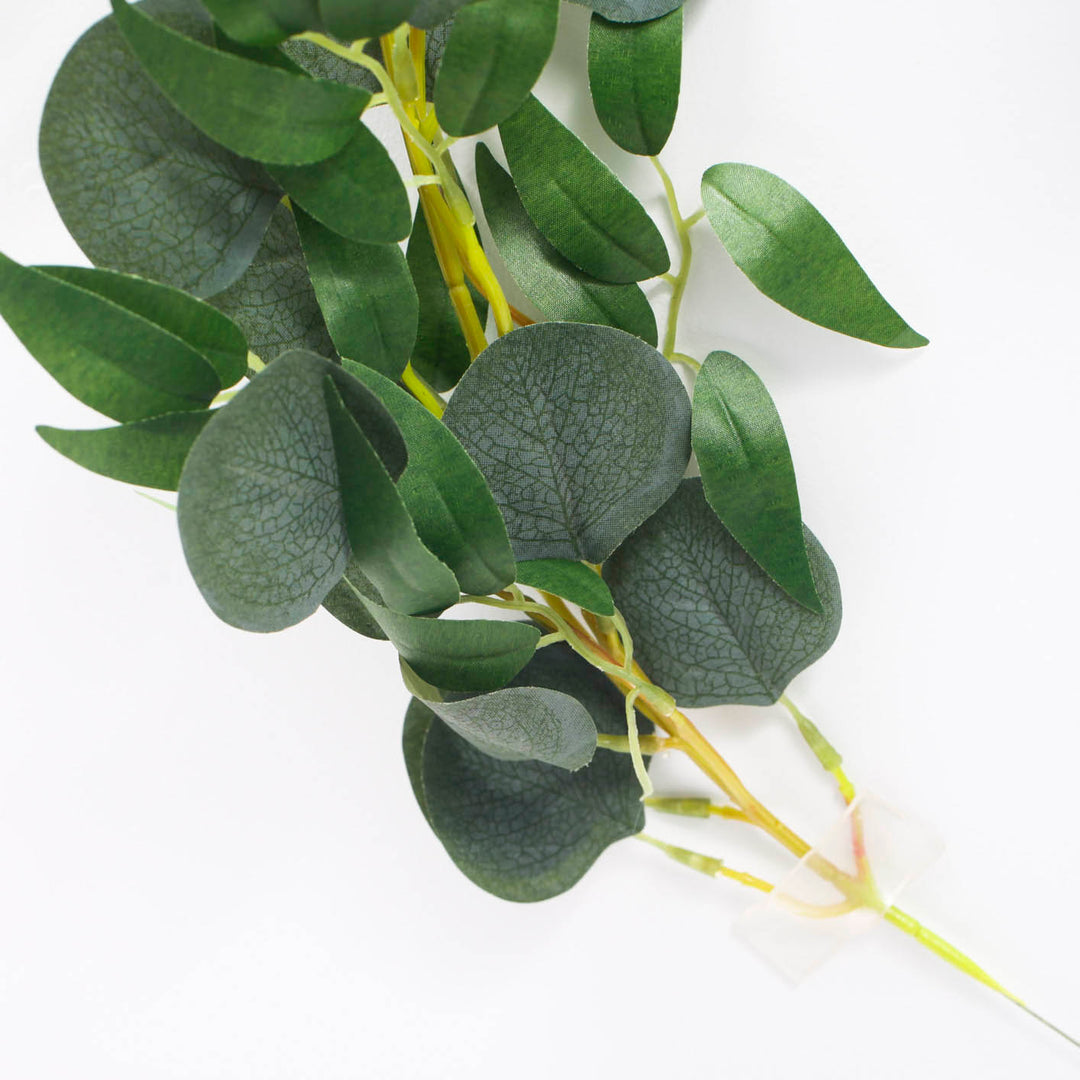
(269, 124, 412, 244)
(322, 559, 387, 639)
(323, 376, 461, 615)
(442, 322, 690, 563)
(499, 95, 670, 283)
(475, 145, 657, 345)
(342, 362, 516, 596)
(435, 0, 559, 137)
(359, 599, 540, 691)
(701, 163, 928, 348)
(603, 479, 842, 707)
(588, 8, 681, 156)
(516, 559, 614, 616)
(319, 0, 417, 39)
(568, 0, 682, 21)
(0, 252, 221, 422)
(406, 205, 485, 391)
(198, 0, 321, 45)
(40, 3, 279, 297)
(177, 351, 405, 632)
(39, 267, 248, 388)
(37, 410, 214, 491)
(693, 351, 821, 612)
(210, 202, 336, 360)
(111, 0, 370, 165)
(297, 212, 418, 380)
(405, 641, 648, 901)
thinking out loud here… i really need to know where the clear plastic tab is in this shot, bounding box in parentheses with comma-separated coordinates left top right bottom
(734, 792, 943, 983)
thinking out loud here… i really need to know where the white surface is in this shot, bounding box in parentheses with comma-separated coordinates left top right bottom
(2, 2, 1079, 1077)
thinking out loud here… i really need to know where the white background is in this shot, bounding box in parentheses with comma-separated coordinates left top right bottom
(2, 1, 1079, 1076)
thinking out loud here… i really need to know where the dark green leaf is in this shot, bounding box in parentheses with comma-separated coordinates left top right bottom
(37, 410, 213, 490)
(516, 559, 614, 616)
(198, 0, 321, 45)
(0, 252, 220, 422)
(435, 0, 559, 137)
(282, 36, 380, 92)
(406, 205, 485, 391)
(111, 0, 370, 165)
(177, 351, 405, 631)
(269, 125, 412, 244)
(297, 212, 418, 380)
(475, 145, 657, 344)
(40, 4, 279, 297)
(323, 377, 461, 615)
(443, 322, 690, 563)
(39, 267, 248, 388)
(359, 599, 540, 691)
(568, 0, 682, 21)
(342, 362, 516, 596)
(407, 641, 647, 901)
(692, 350, 821, 612)
(210, 202, 336, 360)
(701, 163, 928, 349)
(500, 95, 670, 283)
(319, 0, 416, 38)
(410, 0, 476, 28)
(604, 479, 842, 707)
(588, 8, 681, 156)
(322, 559, 387, 639)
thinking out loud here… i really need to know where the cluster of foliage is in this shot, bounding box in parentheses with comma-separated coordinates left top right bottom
(1, 0, 929, 909)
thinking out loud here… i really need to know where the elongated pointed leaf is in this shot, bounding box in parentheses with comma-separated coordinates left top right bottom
(199, 0, 321, 45)
(499, 95, 670, 283)
(177, 351, 405, 632)
(568, 0, 682, 21)
(692, 351, 822, 612)
(111, 0, 370, 165)
(39, 267, 248, 388)
(269, 125, 411, 244)
(342, 362, 516, 596)
(410, 0, 475, 28)
(516, 559, 614, 616)
(588, 8, 681, 156)
(323, 377, 461, 615)
(475, 145, 657, 344)
(702, 163, 928, 348)
(443, 323, 690, 563)
(435, 0, 559, 137)
(297, 213, 418, 380)
(359, 599, 540, 691)
(210, 202, 335, 360)
(322, 560, 387, 639)
(405, 641, 647, 901)
(0, 252, 221, 422)
(319, 0, 417, 39)
(40, 4, 279, 297)
(37, 410, 213, 490)
(604, 479, 841, 706)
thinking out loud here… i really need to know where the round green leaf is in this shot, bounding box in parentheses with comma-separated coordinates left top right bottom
(111, 0, 370, 166)
(435, 0, 559, 137)
(442, 322, 691, 563)
(587, 8, 681, 156)
(475, 144, 657, 345)
(515, 559, 615, 617)
(40, 3, 279, 297)
(701, 163, 928, 349)
(499, 95, 670, 284)
(568, 0, 682, 21)
(603, 479, 842, 707)
(692, 350, 822, 612)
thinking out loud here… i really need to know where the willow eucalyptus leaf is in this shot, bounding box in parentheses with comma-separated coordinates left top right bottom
(198, 0, 321, 45)
(692, 351, 821, 612)
(297, 213, 418, 380)
(588, 8, 681, 156)
(404, 641, 648, 901)
(111, 0, 370, 166)
(342, 362, 516, 597)
(37, 410, 214, 491)
(567, 0, 682, 21)
(701, 163, 928, 349)
(515, 559, 615, 617)
(177, 351, 405, 632)
(40, 4, 279, 297)
(435, 0, 559, 137)
(410, 0, 476, 28)
(604, 479, 842, 707)
(318, 0, 417, 39)
(442, 323, 690, 563)
(499, 95, 670, 283)
(475, 145, 657, 345)
(0, 253, 221, 422)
